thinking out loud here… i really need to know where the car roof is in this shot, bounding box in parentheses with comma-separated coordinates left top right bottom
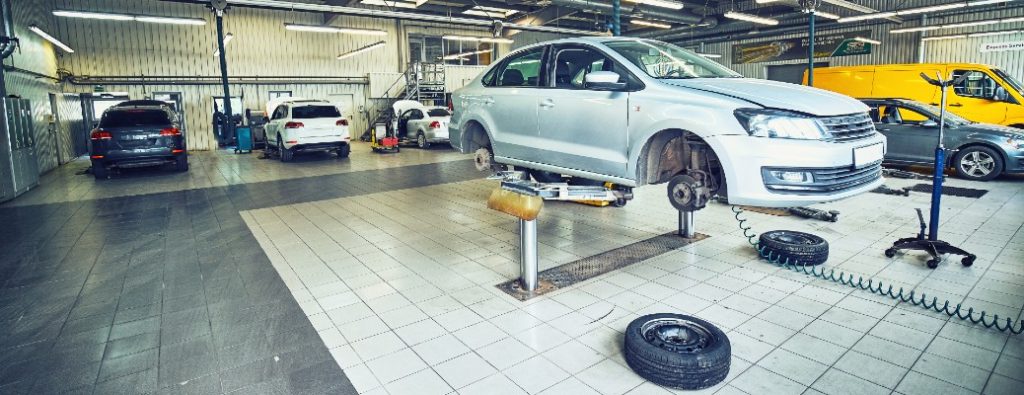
(286, 99, 331, 106)
(106, 105, 169, 112)
(513, 35, 644, 51)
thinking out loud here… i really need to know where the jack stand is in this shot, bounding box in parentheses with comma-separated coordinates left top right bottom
(885, 72, 975, 270)
(678, 210, 695, 238)
(519, 219, 539, 292)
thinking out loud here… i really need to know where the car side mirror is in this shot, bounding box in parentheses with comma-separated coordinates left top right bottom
(921, 119, 939, 128)
(993, 86, 1009, 102)
(585, 71, 627, 91)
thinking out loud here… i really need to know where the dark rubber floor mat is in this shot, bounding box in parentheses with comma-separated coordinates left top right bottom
(910, 184, 988, 198)
(497, 232, 709, 301)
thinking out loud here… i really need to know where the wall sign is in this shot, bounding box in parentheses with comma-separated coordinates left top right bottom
(980, 41, 1024, 53)
(732, 30, 873, 64)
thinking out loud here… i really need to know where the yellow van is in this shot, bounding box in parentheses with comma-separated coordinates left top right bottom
(805, 63, 1024, 128)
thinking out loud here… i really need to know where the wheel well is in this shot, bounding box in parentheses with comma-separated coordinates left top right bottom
(950, 142, 1006, 167)
(462, 121, 490, 152)
(1010, 124, 1024, 130)
(636, 129, 725, 191)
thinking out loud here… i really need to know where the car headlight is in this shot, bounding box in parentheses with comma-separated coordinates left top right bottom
(734, 109, 833, 140)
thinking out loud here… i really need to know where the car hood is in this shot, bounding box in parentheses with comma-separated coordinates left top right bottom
(660, 78, 868, 117)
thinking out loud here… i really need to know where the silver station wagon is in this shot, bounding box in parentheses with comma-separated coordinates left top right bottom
(450, 37, 887, 209)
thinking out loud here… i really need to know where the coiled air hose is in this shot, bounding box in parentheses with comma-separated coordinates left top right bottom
(731, 205, 1023, 335)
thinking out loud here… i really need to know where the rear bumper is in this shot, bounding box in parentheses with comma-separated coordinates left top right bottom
(92, 148, 185, 167)
(423, 128, 450, 143)
(288, 141, 349, 152)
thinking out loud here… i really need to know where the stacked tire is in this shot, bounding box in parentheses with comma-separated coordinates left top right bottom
(624, 314, 731, 390)
(758, 230, 829, 266)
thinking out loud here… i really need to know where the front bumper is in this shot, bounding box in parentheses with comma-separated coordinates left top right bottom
(714, 134, 887, 207)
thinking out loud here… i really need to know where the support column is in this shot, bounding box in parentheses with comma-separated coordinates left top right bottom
(215, 9, 234, 147)
(678, 211, 694, 239)
(807, 10, 815, 87)
(519, 219, 539, 292)
(612, 0, 621, 36)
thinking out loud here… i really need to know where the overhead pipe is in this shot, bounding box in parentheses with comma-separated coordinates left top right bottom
(548, 0, 703, 25)
(223, 0, 602, 35)
(638, 15, 717, 39)
(1, 0, 17, 97)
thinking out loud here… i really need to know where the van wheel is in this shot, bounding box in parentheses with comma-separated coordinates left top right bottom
(337, 144, 351, 159)
(417, 133, 430, 149)
(175, 155, 189, 172)
(954, 146, 1002, 181)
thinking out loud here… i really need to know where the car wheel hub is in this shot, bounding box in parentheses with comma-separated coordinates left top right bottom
(641, 318, 712, 353)
(960, 151, 994, 177)
(474, 148, 492, 172)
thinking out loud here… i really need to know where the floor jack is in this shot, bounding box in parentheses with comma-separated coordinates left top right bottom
(885, 72, 976, 269)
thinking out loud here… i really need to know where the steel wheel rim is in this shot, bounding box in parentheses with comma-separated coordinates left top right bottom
(474, 148, 491, 171)
(640, 318, 713, 353)
(960, 151, 994, 177)
(418, 134, 426, 147)
(768, 231, 816, 245)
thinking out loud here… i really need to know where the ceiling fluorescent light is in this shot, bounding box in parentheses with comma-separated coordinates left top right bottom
(896, 3, 966, 16)
(890, 26, 941, 33)
(135, 16, 206, 25)
(442, 49, 491, 60)
(853, 36, 881, 45)
(838, 11, 896, 23)
(442, 35, 514, 44)
(284, 23, 387, 35)
(968, 30, 1021, 37)
(968, 0, 1017, 5)
(28, 25, 74, 53)
(213, 33, 233, 57)
(923, 34, 967, 41)
(1003, 16, 1024, 23)
(338, 41, 385, 60)
(463, 6, 518, 18)
(943, 20, 1000, 29)
(813, 11, 841, 20)
(724, 11, 779, 26)
(360, 0, 420, 8)
(631, 19, 672, 29)
(696, 53, 722, 58)
(754, 0, 781, 3)
(53, 10, 205, 25)
(624, 0, 684, 10)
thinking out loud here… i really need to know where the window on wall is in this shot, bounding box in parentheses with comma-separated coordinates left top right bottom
(269, 91, 292, 100)
(408, 35, 495, 66)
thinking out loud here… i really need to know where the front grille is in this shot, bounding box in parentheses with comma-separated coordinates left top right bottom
(764, 161, 882, 194)
(819, 113, 877, 143)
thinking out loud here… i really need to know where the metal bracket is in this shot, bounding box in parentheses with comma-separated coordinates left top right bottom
(491, 171, 623, 203)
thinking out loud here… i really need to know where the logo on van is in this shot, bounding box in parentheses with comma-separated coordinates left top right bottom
(980, 41, 1024, 53)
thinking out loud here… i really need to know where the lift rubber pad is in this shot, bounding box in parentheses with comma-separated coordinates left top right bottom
(910, 184, 988, 198)
(496, 232, 709, 301)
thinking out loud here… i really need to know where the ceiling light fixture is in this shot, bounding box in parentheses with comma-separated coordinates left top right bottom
(441, 49, 492, 60)
(896, 3, 966, 15)
(442, 35, 514, 44)
(359, 0, 422, 9)
(284, 23, 387, 35)
(463, 6, 519, 18)
(919, 28, 1022, 41)
(696, 52, 722, 58)
(922, 34, 967, 41)
(812, 11, 842, 20)
(631, 19, 672, 29)
(213, 33, 233, 57)
(28, 25, 74, 53)
(53, 10, 205, 25)
(623, 0, 684, 10)
(890, 15, 1024, 34)
(968, 0, 1017, 5)
(837, 11, 896, 23)
(338, 41, 385, 60)
(853, 36, 881, 45)
(968, 29, 1022, 37)
(723, 11, 779, 26)
(943, 20, 1000, 29)
(841, 0, 1019, 23)
(890, 26, 942, 33)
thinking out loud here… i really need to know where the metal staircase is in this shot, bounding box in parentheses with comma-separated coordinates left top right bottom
(363, 62, 447, 139)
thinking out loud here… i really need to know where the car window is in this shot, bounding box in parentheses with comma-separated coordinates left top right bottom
(952, 70, 1000, 100)
(895, 107, 930, 123)
(272, 106, 287, 120)
(99, 109, 171, 128)
(427, 108, 450, 117)
(604, 39, 740, 79)
(409, 110, 424, 119)
(495, 47, 544, 87)
(551, 47, 628, 90)
(291, 105, 341, 119)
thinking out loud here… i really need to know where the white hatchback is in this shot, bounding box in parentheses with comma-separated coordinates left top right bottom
(266, 99, 351, 162)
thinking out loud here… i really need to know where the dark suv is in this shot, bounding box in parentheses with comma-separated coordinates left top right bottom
(90, 103, 188, 179)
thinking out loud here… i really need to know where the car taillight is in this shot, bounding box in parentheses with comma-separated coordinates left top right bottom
(160, 127, 181, 136)
(429, 121, 441, 129)
(285, 121, 304, 129)
(91, 130, 112, 140)
(336, 119, 349, 126)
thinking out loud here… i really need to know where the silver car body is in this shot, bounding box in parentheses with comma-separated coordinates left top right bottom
(391, 100, 451, 143)
(450, 37, 887, 207)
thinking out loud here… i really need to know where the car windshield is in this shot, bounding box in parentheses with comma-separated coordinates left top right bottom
(993, 69, 1024, 97)
(900, 101, 971, 125)
(100, 109, 171, 128)
(292, 105, 341, 119)
(427, 108, 451, 117)
(603, 39, 741, 79)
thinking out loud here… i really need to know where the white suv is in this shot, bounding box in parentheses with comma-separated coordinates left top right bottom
(450, 37, 886, 209)
(267, 99, 351, 162)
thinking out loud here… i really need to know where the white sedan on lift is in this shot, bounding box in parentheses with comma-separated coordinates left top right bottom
(389, 100, 451, 148)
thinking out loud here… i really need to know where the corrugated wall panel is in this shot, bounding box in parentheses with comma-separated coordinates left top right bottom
(54, 93, 86, 163)
(921, 9, 1024, 81)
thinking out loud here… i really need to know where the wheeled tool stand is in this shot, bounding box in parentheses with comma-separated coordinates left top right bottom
(885, 72, 975, 269)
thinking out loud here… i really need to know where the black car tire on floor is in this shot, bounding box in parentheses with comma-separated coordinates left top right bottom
(624, 313, 731, 390)
(528, 170, 563, 183)
(758, 230, 829, 265)
(953, 145, 1003, 181)
(417, 133, 430, 149)
(278, 136, 294, 162)
(175, 156, 189, 172)
(93, 164, 109, 180)
(338, 144, 351, 159)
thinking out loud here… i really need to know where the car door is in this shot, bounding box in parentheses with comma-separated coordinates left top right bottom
(482, 46, 547, 163)
(534, 44, 631, 178)
(267, 105, 288, 145)
(876, 104, 938, 163)
(949, 69, 1009, 125)
(404, 109, 425, 138)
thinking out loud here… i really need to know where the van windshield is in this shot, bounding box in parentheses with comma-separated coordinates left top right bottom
(604, 40, 740, 79)
(993, 69, 1024, 98)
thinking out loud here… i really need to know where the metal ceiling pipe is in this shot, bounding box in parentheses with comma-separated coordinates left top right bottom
(1, 0, 16, 58)
(638, 15, 716, 39)
(226, 0, 602, 35)
(548, 0, 702, 25)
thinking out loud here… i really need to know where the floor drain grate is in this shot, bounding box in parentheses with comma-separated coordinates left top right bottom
(910, 184, 988, 198)
(497, 232, 709, 301)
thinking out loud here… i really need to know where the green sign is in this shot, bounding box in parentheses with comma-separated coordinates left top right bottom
(93, 85, 105, 93)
